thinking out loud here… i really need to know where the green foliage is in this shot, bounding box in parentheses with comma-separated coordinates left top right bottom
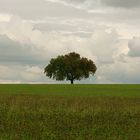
(0, 85, 140, 139)
(44, 52, 97, 84)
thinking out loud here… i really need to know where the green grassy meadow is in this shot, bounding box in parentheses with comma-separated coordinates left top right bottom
(0, 84, 139, 140)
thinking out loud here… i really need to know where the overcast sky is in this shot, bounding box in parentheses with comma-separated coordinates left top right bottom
(0, 0, 140, 84)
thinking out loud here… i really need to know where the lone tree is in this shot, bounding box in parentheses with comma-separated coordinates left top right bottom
(44, 52, 97, 84)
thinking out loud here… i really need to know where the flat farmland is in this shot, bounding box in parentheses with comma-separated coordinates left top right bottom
(0, 84, 139, 140)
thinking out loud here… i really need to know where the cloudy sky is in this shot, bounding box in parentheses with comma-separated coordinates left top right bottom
(0, 0, 140, 84)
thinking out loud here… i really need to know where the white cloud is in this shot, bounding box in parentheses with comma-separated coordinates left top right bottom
(0, 16, 122, 62)
(21, 66, 43, 81)
(1, 15, 138, 83)
(0, 65, 17, 80)
(0, 80, 21, 84)
(0, 64, 45, 83)
(0, 14, 12, 22)
(0, 0, 140, 83)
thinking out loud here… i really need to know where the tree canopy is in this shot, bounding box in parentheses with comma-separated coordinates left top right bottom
(44, 52, 97, 84)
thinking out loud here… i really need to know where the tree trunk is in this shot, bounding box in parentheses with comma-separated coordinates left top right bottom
(70, 79, 74, 84)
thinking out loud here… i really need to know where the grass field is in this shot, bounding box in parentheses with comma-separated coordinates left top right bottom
(0, 84, 139, 140)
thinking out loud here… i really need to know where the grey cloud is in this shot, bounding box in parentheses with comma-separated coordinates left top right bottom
(0, 0, 140, 83)
(0, 64, 45, 83)
(34, 22, 93, 38)
(0, 35, 48, 65)
(96, 60, 140, 84)
(101, 0, 140, 8)
(128, 37, 140, 57)
(46, 0, 140, 8)
(46, 0, 101, 9)
(0, 0, 88, 19)
(34, 22, 79, 32)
